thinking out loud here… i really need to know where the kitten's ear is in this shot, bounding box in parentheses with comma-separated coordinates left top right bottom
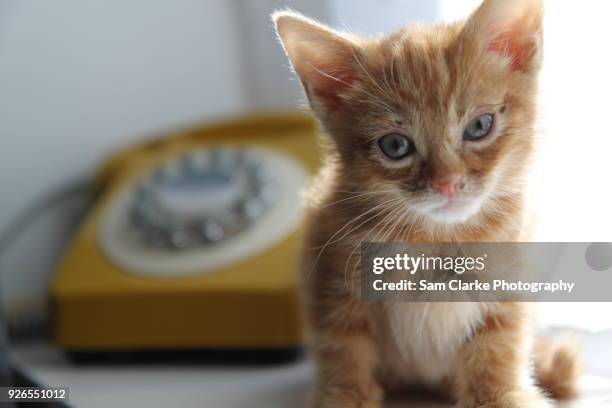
(462, 0, 543, 73)
(273, 11, 358, 111)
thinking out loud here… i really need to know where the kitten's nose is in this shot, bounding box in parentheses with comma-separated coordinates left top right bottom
(430, 175, 463, 198)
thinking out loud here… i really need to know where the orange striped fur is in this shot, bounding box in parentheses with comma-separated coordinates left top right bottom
(274, 1, 579, 407)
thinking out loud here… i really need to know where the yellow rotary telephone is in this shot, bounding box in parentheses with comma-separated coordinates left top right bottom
(51, 113, 322, 353)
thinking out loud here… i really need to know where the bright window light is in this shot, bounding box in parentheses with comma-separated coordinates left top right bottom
(439, 0, 612, 332)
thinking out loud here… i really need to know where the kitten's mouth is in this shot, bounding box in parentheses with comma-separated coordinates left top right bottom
(438, 198, 472, 210)
(424, 196, 484, 224)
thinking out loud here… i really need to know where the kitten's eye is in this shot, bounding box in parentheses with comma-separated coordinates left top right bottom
(463, 113, 494, 141)
(377, 133, 415, 160)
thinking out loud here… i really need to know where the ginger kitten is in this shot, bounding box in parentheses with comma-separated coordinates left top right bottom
(274, 0, 579, 407)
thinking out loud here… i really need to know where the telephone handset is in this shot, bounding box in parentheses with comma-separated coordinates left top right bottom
(51, 113, 321, 352)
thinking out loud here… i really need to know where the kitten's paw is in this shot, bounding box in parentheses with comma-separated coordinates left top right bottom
(499, 390, 552, 408)
(314, 385, 383, 408)
(459, 389, 553, 408)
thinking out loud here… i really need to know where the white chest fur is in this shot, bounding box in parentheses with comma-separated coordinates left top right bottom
(380, 302, 487, 385)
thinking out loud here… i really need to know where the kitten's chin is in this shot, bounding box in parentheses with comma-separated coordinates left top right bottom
(421, 196, 485, 225)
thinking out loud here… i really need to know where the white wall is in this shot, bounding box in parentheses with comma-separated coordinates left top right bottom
(329, 0, 439, 34)
(0, 0, 248, 232)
